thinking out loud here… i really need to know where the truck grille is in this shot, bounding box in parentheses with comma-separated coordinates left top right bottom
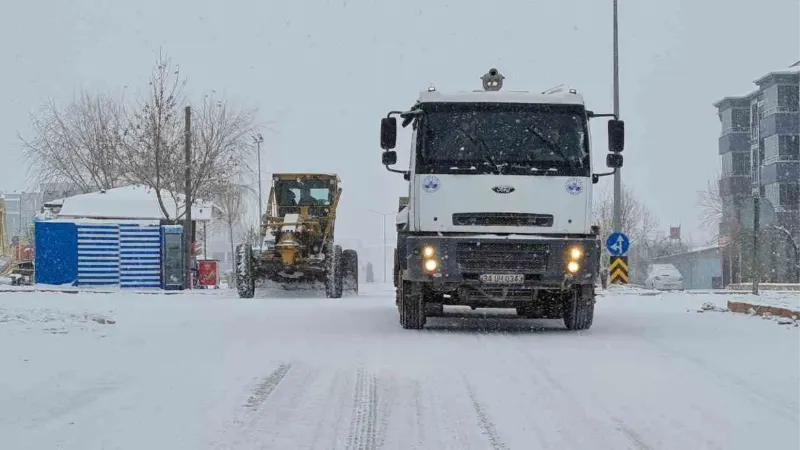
(452, 213, 554, 227)
(456, 242, 550, 272)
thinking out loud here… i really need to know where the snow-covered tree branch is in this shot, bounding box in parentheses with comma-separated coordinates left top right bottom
(20, 49, 261, 224)
(20, 93, 126, 193)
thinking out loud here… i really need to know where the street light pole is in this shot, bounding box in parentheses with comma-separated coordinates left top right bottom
(253, 134, 264, 252)
(611, 0, 622, 234)
(368, 210, 393, 283)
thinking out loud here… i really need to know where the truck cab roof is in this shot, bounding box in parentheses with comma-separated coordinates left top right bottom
(416, 89, 586, 106)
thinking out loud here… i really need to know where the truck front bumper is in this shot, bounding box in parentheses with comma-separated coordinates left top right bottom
(401, 235, 600, 291)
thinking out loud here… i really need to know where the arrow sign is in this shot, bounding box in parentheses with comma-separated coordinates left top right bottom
(606, 232, 630, 256)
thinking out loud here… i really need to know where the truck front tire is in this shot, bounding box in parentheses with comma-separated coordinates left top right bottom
(235, 244, 255, 299)
(325, 244, 344, 298)
(399, 280, 426, 329)
(342, 249, 358, 294)
(563, 284, 595, 330)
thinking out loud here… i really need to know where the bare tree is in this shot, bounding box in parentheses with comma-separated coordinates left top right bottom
(120, 49, 187, 220)
(593, 184, 661, 281)
(696, 176, 727, 241)
(592, 184, 659, 245)
(185, 93, 258, 202)
(20, 92, 126, 193)
(212, 183, 251, 265)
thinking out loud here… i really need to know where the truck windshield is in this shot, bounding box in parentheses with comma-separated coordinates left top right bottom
(417, 102, 590, 176)
(276, 180, 332, 206)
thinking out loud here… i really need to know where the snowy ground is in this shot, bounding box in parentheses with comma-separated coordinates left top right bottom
(0, 285, 798, 450)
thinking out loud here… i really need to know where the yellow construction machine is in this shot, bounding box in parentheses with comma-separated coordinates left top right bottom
(235, 173, 358, 298)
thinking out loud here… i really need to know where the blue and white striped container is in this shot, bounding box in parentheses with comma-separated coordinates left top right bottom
(119, 224, 162, 289)
(76, 223, 120, 286)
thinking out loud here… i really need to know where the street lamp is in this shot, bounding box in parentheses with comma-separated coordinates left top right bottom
(252, 133, 264, 251)
(368, 209, 394, 283)
(611, 0, 622, 234)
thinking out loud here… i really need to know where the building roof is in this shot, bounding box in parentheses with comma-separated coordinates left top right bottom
(753, 67, 799, 88)
(652, 244, 720, 262)
(713, 89, 761, 110)
(56, 185, 214, 221)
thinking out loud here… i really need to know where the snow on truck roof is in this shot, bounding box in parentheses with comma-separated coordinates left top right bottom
(417, 89, 586, 106)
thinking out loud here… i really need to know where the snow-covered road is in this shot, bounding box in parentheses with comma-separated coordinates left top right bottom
(1, 285, 798, 450)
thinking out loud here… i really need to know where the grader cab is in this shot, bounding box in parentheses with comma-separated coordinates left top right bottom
(235, 173, 358, 298)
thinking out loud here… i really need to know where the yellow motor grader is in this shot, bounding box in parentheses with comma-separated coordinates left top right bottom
(235, 173, 358, 298)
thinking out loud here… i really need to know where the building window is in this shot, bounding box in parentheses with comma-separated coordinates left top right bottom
(732, 108, 750, 131)
(765, 182, 780, 209)
(750, 102, 760, 140)
(778, 85, 799, 111)
(781, 183, 800, 210)
(780, 135, 800, 161)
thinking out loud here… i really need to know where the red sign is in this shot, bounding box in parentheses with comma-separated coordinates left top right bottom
(197, 260, 219, 287)
(669, 226, 681, 239)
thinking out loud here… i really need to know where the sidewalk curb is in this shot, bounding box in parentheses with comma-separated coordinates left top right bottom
(727, 301, 799, 319)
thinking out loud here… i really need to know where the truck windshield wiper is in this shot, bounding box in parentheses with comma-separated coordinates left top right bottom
(454, 128, 501, 174)
(522, 125, 578, 168)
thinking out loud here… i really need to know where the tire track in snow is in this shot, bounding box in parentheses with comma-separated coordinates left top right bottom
(615, 420, 654, 450)
(243, 363, 291, 409)
(345, 368, 382, 450)
(463, 377, 509, 450)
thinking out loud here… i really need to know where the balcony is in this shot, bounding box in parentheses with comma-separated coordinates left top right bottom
(719, 176, 751, 198)
(761, 161, 800, 184)
(718, 133, 751, 154)
(760, 112, 800, 138)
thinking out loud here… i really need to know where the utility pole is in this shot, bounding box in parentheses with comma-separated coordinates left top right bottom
(253, 134, 264, 253)
(368, 210, 393, 283)
(184, 106, 193, 289)
(611, 0, 622, 233)
(751, 192, 760, 295)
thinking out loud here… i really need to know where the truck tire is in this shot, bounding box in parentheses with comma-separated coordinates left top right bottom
(235, 243, 255, 298)
(563, 284, 595, 330)
(399, 280, 426, 329)
(342, 249, 358, 294)
(393, 248, 398, 287)
(325, 244, 344, 298)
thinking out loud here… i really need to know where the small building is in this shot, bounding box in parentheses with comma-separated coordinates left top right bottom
(649, 245, 723, 290)
(34, 185, 214, 289)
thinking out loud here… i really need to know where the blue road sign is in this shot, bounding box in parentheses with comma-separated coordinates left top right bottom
(606, 232, 630, 256)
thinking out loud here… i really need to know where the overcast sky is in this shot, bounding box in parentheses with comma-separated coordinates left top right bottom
(1, 0, 798, 248)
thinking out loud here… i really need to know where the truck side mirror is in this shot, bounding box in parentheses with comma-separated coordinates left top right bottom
(608, 119, 625, 152)
(382, 150, 397, 166)
(606, 152, 623, 168)
(381, 117, 397, 150)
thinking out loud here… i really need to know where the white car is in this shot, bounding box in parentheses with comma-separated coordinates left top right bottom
(645, 264, 685, 291)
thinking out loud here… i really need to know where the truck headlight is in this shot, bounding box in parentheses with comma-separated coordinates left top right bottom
(422, 245, 435, 257)
(424, 259, 438, 271)
(569, 246, 583, 260)
(567, 261, 580, 273)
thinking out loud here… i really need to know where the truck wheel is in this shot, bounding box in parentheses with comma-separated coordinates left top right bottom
(342, 249, 358, 294)
(325, 244, 344, 298)
(562, 284, 595, 330)
(235, 243, 255, 298)
(399, 281, 426, 329)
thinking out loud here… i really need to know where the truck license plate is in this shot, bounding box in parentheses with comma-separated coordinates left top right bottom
(479, 274, 525, 284)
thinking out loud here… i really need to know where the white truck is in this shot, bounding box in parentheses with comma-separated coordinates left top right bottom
(380, 68, 625, 330)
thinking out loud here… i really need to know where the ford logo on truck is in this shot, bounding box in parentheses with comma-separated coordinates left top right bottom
(492, 185, 515, 194)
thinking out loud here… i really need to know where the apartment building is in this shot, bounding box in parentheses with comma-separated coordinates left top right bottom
(714, 62, 799, 284)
